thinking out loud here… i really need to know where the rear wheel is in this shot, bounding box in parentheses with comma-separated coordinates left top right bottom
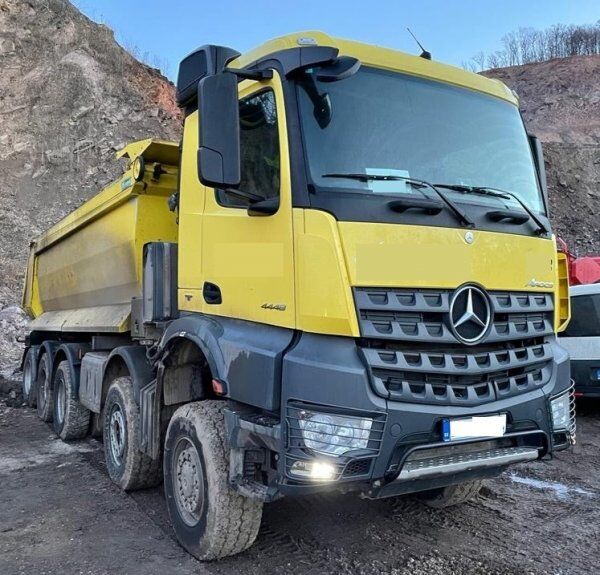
(163, 401, 263, 560)
(22, 348, 37, 407)
(52, 360, 90, 440)
(102, 376, 161, 490)
(421, 480, 483, 508)
(36, 352, 53, 422)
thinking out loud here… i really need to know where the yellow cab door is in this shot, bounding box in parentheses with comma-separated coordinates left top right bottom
(199, 73, 295, 328)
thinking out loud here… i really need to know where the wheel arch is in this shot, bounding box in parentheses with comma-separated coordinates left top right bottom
(52, 342, 90, 399)
(102, 346, 154, 408)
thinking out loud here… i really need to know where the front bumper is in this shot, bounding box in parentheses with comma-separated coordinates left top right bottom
(275, 333, 572, 498)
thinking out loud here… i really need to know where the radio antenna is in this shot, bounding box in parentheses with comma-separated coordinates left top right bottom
(407, 28, 431, 60)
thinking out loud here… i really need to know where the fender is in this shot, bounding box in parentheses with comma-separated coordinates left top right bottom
(105, 345, 154, 404)
(20, 344, 40, 371)
(54, 343, 90, 399)
(158, 313, 295, 411)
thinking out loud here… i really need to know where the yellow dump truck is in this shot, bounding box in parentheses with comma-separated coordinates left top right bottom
(21, 32, 574, 560)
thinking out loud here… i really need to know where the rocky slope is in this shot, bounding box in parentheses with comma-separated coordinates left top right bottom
(0, 2, 599, 377)
(483, 55, 600, 254)
(0, 0, 182, 373)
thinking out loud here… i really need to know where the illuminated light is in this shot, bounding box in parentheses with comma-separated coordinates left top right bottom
(212, 379, 226, 396)
(290, 460, 336, 481)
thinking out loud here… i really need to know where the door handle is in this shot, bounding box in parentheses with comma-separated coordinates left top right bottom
(203, 282, 222, 305)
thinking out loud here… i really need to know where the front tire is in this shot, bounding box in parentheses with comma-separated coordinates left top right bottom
(164, 401, 263, 561)
(421, 480, 483, 508)
(102, 377, 161, 490)
(52, 360, 90, 440)
(36, 352, 53, 422)
(22, 348, 37, 407)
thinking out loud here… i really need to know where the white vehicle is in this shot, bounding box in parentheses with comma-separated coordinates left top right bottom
(559, 283, 600, 397)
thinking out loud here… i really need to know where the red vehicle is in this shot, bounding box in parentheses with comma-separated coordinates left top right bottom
(557, 238, 600, 286)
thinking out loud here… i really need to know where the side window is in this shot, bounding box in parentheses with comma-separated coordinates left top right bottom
(563, 294, 600, 337)
(217, 89, 280, 208)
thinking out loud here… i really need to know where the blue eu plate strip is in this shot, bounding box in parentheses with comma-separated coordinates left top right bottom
(442, 419, 451, 442)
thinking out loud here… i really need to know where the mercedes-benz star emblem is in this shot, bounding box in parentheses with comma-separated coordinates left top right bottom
(449, 285, 491, 344)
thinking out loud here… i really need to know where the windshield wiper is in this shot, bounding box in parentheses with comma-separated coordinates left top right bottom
(433, 183, 549, 236)
(322, 173, 474, 227)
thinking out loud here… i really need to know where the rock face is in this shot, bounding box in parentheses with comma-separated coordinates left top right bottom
(0, 0, 182, 372)
(483, 55, 600, 254)
(0, 2, 599, 375)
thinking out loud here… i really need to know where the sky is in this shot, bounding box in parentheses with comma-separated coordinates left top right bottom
(72, 0, 599, 81)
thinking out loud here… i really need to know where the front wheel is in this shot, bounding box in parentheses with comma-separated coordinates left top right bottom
(421, 480, 483, 508)
(164, 401, 263, 560)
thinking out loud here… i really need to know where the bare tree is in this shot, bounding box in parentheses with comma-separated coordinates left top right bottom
(462, 20, 600, 72)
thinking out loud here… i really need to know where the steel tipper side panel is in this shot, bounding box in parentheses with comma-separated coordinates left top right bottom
(22, 140, 179, 333)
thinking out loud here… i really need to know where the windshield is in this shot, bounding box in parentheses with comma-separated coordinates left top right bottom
(296, 66, 544, 213)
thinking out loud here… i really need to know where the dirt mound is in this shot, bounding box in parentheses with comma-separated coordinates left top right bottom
(0, 0, 182, 370)
(483, 55, 600, 254)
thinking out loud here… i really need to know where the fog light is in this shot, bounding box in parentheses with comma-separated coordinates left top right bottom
(290, 460, 337, 481)
(298, 410, 373, 457)
(550, 391, 570, 431)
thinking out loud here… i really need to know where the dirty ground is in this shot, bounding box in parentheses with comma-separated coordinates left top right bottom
(1, 399, 598, 575)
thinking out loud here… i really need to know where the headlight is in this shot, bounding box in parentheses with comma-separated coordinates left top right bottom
(550, 391, 570, 431)
(298, 410, 373, 457)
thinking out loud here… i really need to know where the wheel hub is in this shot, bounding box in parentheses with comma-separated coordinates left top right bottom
(109, 407, 126, 464)
(56, 378, 65, 424)
(174, 438, 204, 526)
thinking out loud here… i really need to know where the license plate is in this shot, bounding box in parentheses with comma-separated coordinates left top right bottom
(442, 414, 506, 442)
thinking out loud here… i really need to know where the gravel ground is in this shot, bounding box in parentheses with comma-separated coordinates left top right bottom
(1, 399, 599, 575)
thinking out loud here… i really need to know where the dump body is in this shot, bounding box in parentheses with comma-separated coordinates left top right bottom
(22, 140, 179, 333)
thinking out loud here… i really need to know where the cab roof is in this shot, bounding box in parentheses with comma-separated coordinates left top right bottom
(229, 31, 517, 105)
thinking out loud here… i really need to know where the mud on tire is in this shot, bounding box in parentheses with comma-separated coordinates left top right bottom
(36, 352, 53, 422)
(52, 360, 90, 440)
(103, 376, 161, 490)
(421, 480, 483, 509)
(22, 348, 37, 408)
(164, 401, 263, 561)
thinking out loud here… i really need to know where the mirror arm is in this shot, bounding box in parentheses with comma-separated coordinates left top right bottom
(223, 67, 273, 81)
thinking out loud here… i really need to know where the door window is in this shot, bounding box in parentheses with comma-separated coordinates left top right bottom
(217, 89, 280, 208)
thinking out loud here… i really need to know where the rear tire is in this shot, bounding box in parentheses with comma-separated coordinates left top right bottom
(102, 376, 161, 490)
(163, 401, 263, 561)
(52, 360, 90, 440)
(421, 480, 483, 508)
(36, 352, 53, 422)
(22, 348, 37, 408)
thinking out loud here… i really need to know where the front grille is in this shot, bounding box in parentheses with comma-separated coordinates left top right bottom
(355, 287, 555, 406)
(355, 288, 553, 343)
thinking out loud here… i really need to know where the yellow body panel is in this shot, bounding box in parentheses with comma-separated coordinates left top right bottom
(292, 213, 562, 337)
(338, 222, 556, 290)
(178, 73, 296, 329)
(293, 209, 359, 336)
(22, 140, 179, 332)
(230, 31, 516, 105)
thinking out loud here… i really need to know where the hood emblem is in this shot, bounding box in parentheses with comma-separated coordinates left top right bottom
(464, 231, 474, 244)
(449, 285, 492, 344)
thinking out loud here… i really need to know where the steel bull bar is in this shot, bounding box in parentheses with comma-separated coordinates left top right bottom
(362, 430, 547, 499)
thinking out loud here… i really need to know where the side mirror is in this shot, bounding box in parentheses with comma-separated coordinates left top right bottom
(528, 134, 548, 209)
(197, 72, 240, 188)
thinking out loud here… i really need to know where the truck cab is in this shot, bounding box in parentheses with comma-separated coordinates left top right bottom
(22, 32, 574, 560)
